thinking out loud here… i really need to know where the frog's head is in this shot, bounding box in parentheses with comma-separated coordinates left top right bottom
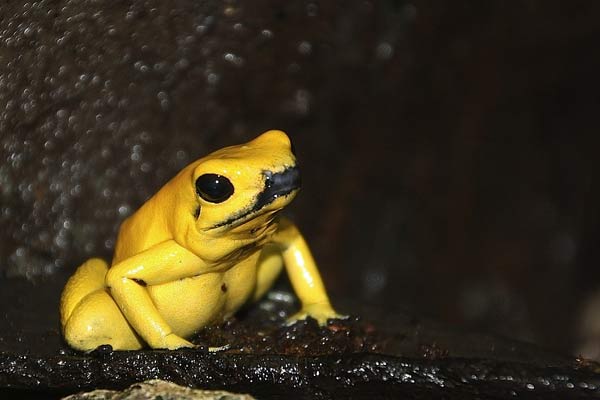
(175, 130, 300, 260)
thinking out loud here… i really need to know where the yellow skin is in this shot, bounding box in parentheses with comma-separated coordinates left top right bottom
(60, 130, 342, 351)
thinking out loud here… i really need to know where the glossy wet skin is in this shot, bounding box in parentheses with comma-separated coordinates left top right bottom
(60, 130, 342, 351)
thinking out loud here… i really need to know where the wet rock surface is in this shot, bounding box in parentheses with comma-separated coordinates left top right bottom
(1, 274, 600, 399)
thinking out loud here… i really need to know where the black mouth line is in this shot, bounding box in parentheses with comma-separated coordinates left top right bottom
(209, 166, 301, 229)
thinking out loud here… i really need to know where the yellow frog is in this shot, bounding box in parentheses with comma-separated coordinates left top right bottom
(60, 130, 342, 351)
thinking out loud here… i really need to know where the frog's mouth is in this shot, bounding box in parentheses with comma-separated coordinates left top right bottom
(211, 166, 301, 229)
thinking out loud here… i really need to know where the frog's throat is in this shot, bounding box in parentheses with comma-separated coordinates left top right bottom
(210, 166, 300, 229)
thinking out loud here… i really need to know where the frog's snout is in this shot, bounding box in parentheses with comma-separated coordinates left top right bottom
(257, 166, 301, 208)
(264, 166, 301, 191)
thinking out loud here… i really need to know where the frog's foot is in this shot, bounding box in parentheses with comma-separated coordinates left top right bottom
(286, 303, 348, 326)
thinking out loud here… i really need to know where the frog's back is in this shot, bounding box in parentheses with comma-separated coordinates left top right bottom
(112, 194, 172, 264)
(111, 162, 199, 265)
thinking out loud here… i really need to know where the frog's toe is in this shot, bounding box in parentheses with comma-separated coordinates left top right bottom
(161, 333, 195, 350)
(329, 312, 350, 321)
(285, 310, 310, 325)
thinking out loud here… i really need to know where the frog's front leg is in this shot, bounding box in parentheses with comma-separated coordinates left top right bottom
(105, 240, 204, 349)
(272, 217, 345, 325)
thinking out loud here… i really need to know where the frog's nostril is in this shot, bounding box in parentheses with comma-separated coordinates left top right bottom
(264, 170, 274, 188)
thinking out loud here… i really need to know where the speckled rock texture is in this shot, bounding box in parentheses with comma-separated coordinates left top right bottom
(62, 379, 255, 400)
(2, 0, 600, 399)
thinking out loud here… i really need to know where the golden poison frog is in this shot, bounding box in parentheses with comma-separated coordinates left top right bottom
(60, 130, 342, 351)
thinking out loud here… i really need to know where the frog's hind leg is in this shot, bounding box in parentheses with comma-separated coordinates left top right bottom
(63, 289, 143, 351)
(60, 258, 109, 326)
(61, 258, 143, 351)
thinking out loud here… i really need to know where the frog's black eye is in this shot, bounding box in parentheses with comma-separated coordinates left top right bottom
(195, 174, 234, 203)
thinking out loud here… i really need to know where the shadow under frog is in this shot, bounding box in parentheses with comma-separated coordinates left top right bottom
(60, 130, 343, 351)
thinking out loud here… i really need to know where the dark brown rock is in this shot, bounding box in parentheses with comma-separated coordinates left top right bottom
(0, 274, 599, 399)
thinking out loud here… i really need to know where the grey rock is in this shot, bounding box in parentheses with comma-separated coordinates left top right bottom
(62, 379, 254, 400)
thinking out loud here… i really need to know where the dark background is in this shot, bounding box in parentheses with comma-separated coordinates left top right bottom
(1, 0, 600, 357)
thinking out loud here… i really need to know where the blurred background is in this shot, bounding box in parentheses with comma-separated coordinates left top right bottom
(2, 0, 600, 358)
